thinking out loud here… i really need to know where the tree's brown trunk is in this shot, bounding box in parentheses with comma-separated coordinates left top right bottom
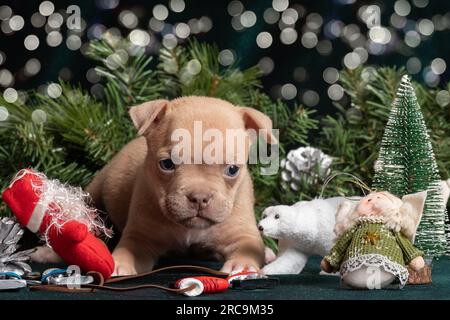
(407, 265, 432, 285)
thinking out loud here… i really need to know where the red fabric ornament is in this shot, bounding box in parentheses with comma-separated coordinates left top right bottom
(2, 169, 115, 279)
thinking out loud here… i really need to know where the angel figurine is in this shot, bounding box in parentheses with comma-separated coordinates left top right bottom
(320, 191, 427, 289)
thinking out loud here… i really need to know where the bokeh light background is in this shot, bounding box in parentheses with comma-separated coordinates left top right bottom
(1, 0, 450, 117)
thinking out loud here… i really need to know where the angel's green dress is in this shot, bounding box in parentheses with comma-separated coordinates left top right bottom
(324, 217, 423, 287)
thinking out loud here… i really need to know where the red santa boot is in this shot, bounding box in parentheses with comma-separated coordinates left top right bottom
(2, 169, 115, 279)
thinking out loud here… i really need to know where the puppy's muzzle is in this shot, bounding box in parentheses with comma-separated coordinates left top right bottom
(187, 192, 213, 210)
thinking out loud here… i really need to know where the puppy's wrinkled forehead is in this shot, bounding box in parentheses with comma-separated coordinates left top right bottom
(163, 98, 249, 164)
(129, 96, 276, 163)
(168, 97, 246, 132)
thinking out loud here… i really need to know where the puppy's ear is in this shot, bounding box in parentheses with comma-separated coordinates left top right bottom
(239, 107, 277, 144)
(129, 99, 169, 135)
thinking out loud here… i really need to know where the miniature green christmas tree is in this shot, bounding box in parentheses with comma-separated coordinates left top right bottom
(372, 75, 449, 256)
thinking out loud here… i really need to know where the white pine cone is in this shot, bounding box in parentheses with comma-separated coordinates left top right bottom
(0, 217, 34, 276)
(281, 146, 332, 190)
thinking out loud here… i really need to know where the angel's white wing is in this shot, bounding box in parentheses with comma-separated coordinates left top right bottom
(400, 191, 428, 243)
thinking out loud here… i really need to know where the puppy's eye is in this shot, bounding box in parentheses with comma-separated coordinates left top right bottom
(159, 158, 175, 172)
(224, 165, 240, 178)
(262, 214, 267, 219)
(274, 214, 280, 219)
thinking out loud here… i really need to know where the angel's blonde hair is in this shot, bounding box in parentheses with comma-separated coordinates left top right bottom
(334, 192, 410, 238)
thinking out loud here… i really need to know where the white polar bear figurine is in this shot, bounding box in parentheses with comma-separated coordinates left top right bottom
(258, 197, 345, 275)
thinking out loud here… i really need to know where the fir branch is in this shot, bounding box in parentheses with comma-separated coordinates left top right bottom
(88, 37, 163, 109)
(36, 82, 133, 166)
(248, 90, 319, 215)
(318, 67, 405, 195)
(158, 45, 187, 97)
(157, 39, 261, 105)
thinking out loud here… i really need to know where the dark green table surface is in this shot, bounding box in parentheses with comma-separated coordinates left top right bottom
(1, 256, 448, 300)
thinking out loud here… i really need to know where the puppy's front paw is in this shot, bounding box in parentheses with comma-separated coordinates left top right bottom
(221, 256, 260, 274)
(112, 259, 137, 276)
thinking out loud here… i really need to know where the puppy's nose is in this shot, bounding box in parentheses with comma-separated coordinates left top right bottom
(187, 192, 213, 209)
(258, 225, 264, 232)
